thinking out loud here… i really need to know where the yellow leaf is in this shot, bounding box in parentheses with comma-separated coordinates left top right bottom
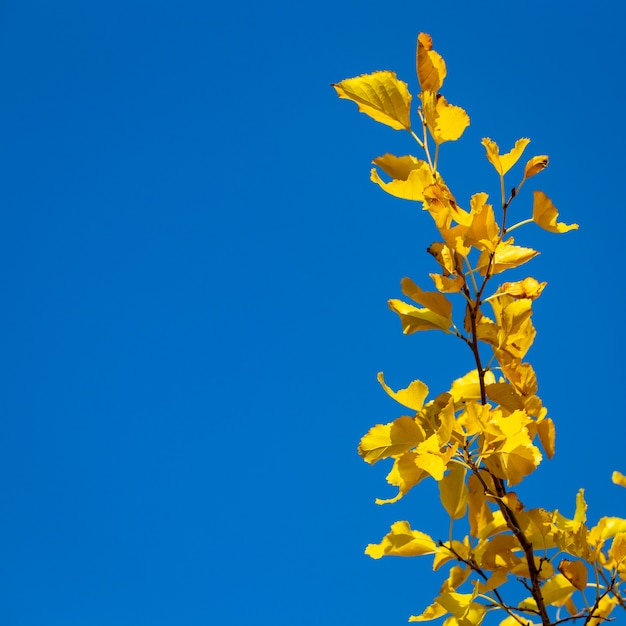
(526, 573, 574, 607)
(485, 382, 525, 412)
(517, 507, 556, 550)
(427, 242, 462, 276)
(587, 595, 618, 626)
(498, 277, 547, 300)
(401, 277, 453, 320)
(414, 435, 455, 481)
(409, 601, 447, 622)
(464, 193, 499, 252)
(537, 417, 555, 460)
(358, 415, 424, 465)
(501, 492, 524, 513)
(416, 33, 446, 93)
(377, 451, 428, 504)
(422, 91, 470, 144)
(370, 154, 435, 201)
(589, 516, 626, 545)
(477, 568, 508, 593)
(441, 565, 471, 593)
(477, 238, 539, 276)
(436, 590, 486, 626)
(388, 298, 452, 334)
(558, 559, 588, 591)
(332, 71, 412, 131)
(377, 371, 429, 411)
(532, 191, 578, 233)
(608, 532, 626, 568)
(450, 369, 496, 403)
(430, 273, 465, 293)
(524, 155, 549, 179)
(365, 520, 436, 559)
(468, 473, 495, 539)
(613, 470, 626, 488)
(481, 137, 530, 176)
(439, 463, 468, 520)
(423, 181, 471, 229)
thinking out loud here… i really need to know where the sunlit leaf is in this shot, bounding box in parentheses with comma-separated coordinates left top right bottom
(523, 155, 549, 179)
(422, 91, 470, 144)
(377, 451, 429, 504)
(370, 154, 434, 201)
(439, 463, 468, 520)
(521, 574, 574, 608)
(481, 137, 530, 176)
(332, 71, 412, 130)
(401, 277, 453, 319)
(436, 591, 486, 626)
(409, 601, 447, 623)
(377, 371, 429, 411)
(427, 242, 461, 276)
(477, 238, 539, 276)
(613, 471, 626, 488)
(587, 594, 618, 626)
(464, 192, 499, 252)
(532, 191, 578, 233)
(537, 417, 555, 459)
(485, 382, 525, 411)
(450, 369, 496, 402)
(388, 298, 452, 334)
(423, 181, 471, 229)
(365, 520, 436, 559)
(430, 273, 465, 293)
(416, 33, 446, 93)
(497, 277, 546, 300)
(358, 415, 424, 465)
(557, 559, 587, 591)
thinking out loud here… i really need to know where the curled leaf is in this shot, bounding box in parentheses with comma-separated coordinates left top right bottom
(416, 33, 446, 93)
(498, 277, 547, 300)
(524, 155, 549, 179)
(532, 191, 579, 233)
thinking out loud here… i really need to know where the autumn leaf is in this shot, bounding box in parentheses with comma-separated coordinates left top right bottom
(613, 471, 626, 488)
(358, 415, 424, 465)
(370, 154, 434, 201)
(532, 191, 579, 233)
(401, 277, 452, 319)
(332, 71, 412, 130)
(482, 137, 530, 176)
(524, 155, 549, 179)
(421, 91, 470, 144)
(416, 33, 446, 93)
(477, 237, 539, 276)
(377, 371, 429, 411)
(558, 559, 588, 591)
(377, 451, 429, 504)
(497, 277, 547, 300)
(439, 463, 468, 520)
(365, 520, 437, 559)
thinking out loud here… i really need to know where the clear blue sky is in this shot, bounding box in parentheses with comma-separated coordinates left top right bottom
(1, 1, 624, 625)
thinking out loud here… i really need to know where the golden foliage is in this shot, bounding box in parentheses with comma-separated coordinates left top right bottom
(335, 31, 620, 626)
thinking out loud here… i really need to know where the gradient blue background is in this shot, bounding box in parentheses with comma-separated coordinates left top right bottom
(1, 1, 624, 624)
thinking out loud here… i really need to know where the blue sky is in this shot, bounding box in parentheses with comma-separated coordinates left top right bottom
(1, 1, 625, 625)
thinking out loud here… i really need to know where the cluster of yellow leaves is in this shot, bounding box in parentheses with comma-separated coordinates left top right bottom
(366, 490, 626, 626)
(334, 32, 624, 626)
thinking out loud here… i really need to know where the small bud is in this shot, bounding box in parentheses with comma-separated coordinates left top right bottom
(524, 155, 549, 179)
